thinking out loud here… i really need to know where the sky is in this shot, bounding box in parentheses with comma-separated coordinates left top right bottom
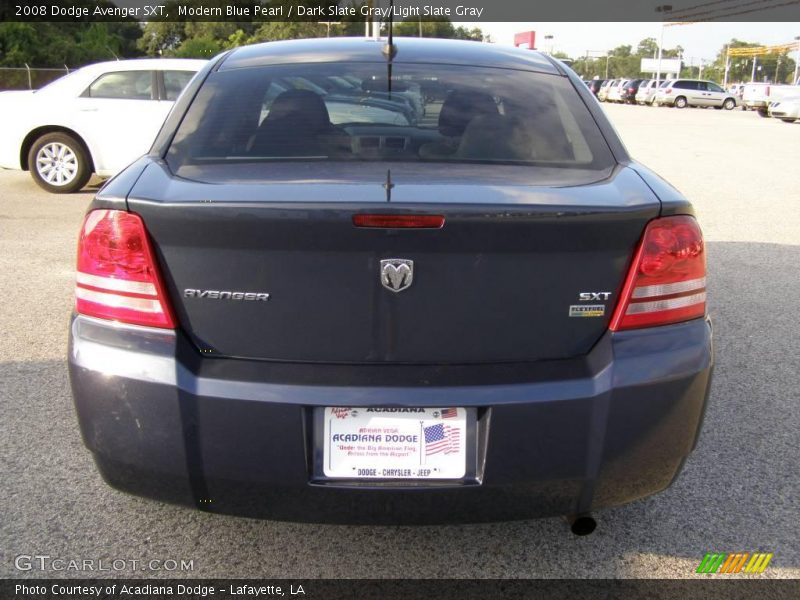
(472, 22, 800, 64)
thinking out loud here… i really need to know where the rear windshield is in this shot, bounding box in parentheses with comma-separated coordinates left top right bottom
(166, 63, 615, 174)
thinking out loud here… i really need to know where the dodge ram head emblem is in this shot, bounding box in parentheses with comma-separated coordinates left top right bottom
(380, 259, 414, 293)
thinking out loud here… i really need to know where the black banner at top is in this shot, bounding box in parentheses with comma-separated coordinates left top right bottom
(2, 0, 800, 22)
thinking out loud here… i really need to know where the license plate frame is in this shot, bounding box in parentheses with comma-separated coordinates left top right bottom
(312, 407, 478, 481)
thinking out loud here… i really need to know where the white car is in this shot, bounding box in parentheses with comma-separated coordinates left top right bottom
(768, 96, 800, 122)
(606, 79, 629, 103)
(635, 79, 660, 105)
(0, 58, 206, 193)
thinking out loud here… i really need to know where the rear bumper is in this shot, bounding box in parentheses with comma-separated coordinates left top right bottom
(68, 315, 713, 524)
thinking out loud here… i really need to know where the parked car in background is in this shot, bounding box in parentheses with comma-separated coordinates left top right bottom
(620, 79, 644, 104)
(743, 79, 800, 116)
(597, 79, 616, 101)
(728, 83, 746, 104)
(635, 79, 661, 105)
(606, 79, 629, 103)
(68, 37, 713, 527)
(586, 79, 606, 97)
(768, 95, 800, 122)
(0, 58, 206, 193)
(655, 79, 737, 110)
(742, 82, 773, 114)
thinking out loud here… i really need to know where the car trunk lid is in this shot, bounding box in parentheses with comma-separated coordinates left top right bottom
(128, 161, 659, 364)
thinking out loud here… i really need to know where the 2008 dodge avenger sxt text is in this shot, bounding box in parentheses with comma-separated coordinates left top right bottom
(68, 37, 713, 528)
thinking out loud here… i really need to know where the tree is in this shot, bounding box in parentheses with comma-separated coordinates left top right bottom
(392, 19, 483, 41)
(173, 35, 222, 58)
(637, 38, 659, 58)
(0, 21, 142, 67)
(248, 22, 328, 43)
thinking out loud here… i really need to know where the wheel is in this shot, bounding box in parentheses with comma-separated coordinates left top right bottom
(757, 107, 769, 118)
(27, 132, 92, 194)
(723, 98, 736, 110)
(675, 96, 688, 109)
(780, 118, 797, 123)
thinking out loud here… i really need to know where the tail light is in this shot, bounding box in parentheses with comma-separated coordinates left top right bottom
(765, 86, 771, 97)
(610, 216, 706, 331)
(665, 89, 673, 94)
(75, 209, 176, 329)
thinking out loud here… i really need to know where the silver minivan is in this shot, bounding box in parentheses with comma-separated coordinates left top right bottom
(655, 79, 737, 109)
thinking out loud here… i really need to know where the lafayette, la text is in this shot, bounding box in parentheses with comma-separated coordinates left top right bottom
(17, 584, 305, 597)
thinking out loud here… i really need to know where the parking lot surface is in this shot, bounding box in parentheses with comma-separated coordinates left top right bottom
(1, 104, 798, 578)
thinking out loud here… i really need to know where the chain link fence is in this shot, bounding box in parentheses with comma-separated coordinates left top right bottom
(0, 66, 71, 91)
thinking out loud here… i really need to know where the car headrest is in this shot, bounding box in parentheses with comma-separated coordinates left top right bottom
(456, 114, 534, 162)
(263, 89, 331, 131)
(438, 90, 499, 137)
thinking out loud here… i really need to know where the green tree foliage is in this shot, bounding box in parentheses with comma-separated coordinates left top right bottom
(572, 37, 688, 80)
(392, 19, 483, 41)
(701, 39, 797, 84)
(1, 0, 143, 67)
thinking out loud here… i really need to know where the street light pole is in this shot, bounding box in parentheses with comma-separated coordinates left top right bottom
(654, 5, 673, 85)
(544, 34, 554, 55)
(794, 36, 800, 84)
(723, 45, 730, 87)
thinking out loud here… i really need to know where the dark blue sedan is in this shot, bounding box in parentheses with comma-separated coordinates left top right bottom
(68, 37, 712, 532)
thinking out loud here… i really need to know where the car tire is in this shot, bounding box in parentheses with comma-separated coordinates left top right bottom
(723, 98, 736, 110)
(27, 132, 92, 194)
(780, 118, 797, 123)
(675, 96, 688, 109)
(757, 107, 769, 118)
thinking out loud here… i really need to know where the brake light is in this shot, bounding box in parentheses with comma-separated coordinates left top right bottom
(609, 216, 706, 331)
(75, 210, 175, 329)
(353, 214, 445, 229)
(665, 89, 673, 94)
(765, 86, 771, 96)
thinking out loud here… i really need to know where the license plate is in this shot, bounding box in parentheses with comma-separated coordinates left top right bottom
(322, 407, 467, 479)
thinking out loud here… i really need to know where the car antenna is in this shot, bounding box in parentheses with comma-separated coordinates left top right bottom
(383, 169, 394, 202)
(381, 0, 397, 105)
(382, 0, 397, 61)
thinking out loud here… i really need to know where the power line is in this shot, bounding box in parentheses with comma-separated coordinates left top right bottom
(667, 0, 743, 16)
(668, 0, 800, 20)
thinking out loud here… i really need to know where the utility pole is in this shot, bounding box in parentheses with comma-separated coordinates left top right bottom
(794, 36, 800, 84)
(605, 54, 610, 79)
(751, 56, 758, 82)
(723, 45, 730, 87)
(654, 5, 673, 85)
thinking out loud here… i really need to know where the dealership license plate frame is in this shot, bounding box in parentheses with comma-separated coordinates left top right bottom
(312, 407, 479, 482)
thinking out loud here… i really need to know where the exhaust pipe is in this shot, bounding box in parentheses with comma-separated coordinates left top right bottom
(566, 514, 597, 536)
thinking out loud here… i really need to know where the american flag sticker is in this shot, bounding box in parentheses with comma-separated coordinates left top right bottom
(424, 423, 461, 456)
(440, 408, 458, 419)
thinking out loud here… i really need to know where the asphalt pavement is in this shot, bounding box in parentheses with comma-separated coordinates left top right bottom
(1, 104, 798, 579)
